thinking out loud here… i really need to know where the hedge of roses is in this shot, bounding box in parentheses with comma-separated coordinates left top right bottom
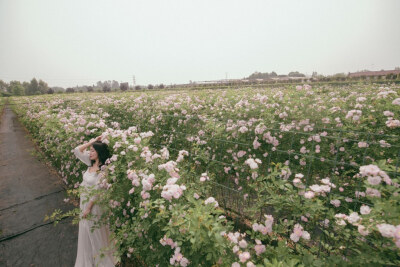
(0, 97, 5, 115)
(9, 83, 400, 266)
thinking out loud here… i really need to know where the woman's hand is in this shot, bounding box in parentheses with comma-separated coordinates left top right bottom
(82, 207, 91, 219)
(89, 135, 102, 144)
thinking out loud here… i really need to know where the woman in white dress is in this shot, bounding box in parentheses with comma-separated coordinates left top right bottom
(73, 136, 117, 267)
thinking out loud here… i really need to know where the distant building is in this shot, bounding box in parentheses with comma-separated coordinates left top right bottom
(348, 70, 400, 78)
(195, 79, 242, 85)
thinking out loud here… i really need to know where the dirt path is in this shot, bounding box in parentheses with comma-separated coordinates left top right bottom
(0, 104, 78, 267)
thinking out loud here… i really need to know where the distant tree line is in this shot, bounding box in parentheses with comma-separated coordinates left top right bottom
(248, 71, 278, 80)
(0, 77, 169, 97)
(247, 71, 306, 80)
(2, 69, 399, 97)
(0, 78, 52, 96)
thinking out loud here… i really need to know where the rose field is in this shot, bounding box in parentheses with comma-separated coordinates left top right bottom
(7, 83, 400, 266)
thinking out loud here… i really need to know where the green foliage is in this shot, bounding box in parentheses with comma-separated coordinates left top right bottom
(9, 83, 400, 266)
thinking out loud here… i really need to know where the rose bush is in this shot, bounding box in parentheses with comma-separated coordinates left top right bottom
(9, 83, 400, 266)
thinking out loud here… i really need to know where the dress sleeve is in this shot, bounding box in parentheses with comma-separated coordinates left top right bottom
(74, 146, 92, 166)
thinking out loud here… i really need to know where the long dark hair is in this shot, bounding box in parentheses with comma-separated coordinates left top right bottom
(91, 141, 111, 167)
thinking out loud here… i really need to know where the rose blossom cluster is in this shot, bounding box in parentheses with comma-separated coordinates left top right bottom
(160, 235, 177, 248)
(161, 177, 186, 201)
(334, 205, 373, 236)
(252, 214, 274, 235)
(176, 150, 189, 163)
(385, 118, 400, 129)
(254, 123, 267, 135)
(225, 232, 255, 266)
(127, 169, 140, 194)
(160, 236, 189, 266)
(94, 170, 111, 190)
(330, 199, 341, 207)
(359, 164, 392, 186)
(334, 211, 368, 236)
(254, 239, 266, 256)
(392, 98, 400, 105)
(303, 177, 336, 199)
(290, 224, 310, 242)
(383, 110, 394, 117)
(376, 224, 400, 248)
(377, 87, 397, 98)
(158, 161, 180, 178)
(263, 131, 279, 147)
(169, 247, 189, 266)
(292, 173, 305, 189)
(199, 172, 210, 182)
(204, 197, 219, 208)
(280, 168, 292, 180)
(140, 173, 155, 199)
(244, 158, 262, 169)
(356, 96, 367, 102)
(139, 131, 155, 138)
(160, 147, 170, 160)
(345, 109, 362, 121)
(158, 160, 187, 201)
(140, 146, 161, 163)
(253, 137, 261, 149)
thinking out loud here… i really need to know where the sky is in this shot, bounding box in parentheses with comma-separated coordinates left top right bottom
(0, 0, 399, 88)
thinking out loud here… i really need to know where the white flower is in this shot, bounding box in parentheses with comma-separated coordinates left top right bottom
(383, 111, 394, 117)
(245, 158, 260, 169)
(204, 197, 219, 208)
(386, 119, 400, 128)
(392, 98, 400, 105)
(367, 176, 381, 185)
(161, 184, 185, 201)
(360, 205, 371, 215)
(359, 165, 381, 177)
(304, 191, 315, 199)
(330, 199, 341, 207)
(301, 231, 310, 240)
(358, 225, 370, 236)
(160, 147, 170, 160)
(238, 239, 248, 248)
(238, 252, 250, 263)
(377, 224, 396, 238)
(366, 188, 381, 198)
(176, 150, 189, 162)
(254, 244, 266, 255)
(290, 233, 300, 242)
(199, 173, 210, 182)
(347, 212, 360, 224)
(238, 126, 249, 133)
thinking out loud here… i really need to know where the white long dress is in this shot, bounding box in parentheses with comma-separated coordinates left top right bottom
(73, 147, 117, 267)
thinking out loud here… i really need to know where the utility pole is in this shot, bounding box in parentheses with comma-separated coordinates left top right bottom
(132, 75, 136, 88)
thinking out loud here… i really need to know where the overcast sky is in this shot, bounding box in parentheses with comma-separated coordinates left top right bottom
(0, 0, 399, 87)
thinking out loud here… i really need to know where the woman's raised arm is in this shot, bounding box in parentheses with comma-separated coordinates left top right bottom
(73, 136, 102, 166)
